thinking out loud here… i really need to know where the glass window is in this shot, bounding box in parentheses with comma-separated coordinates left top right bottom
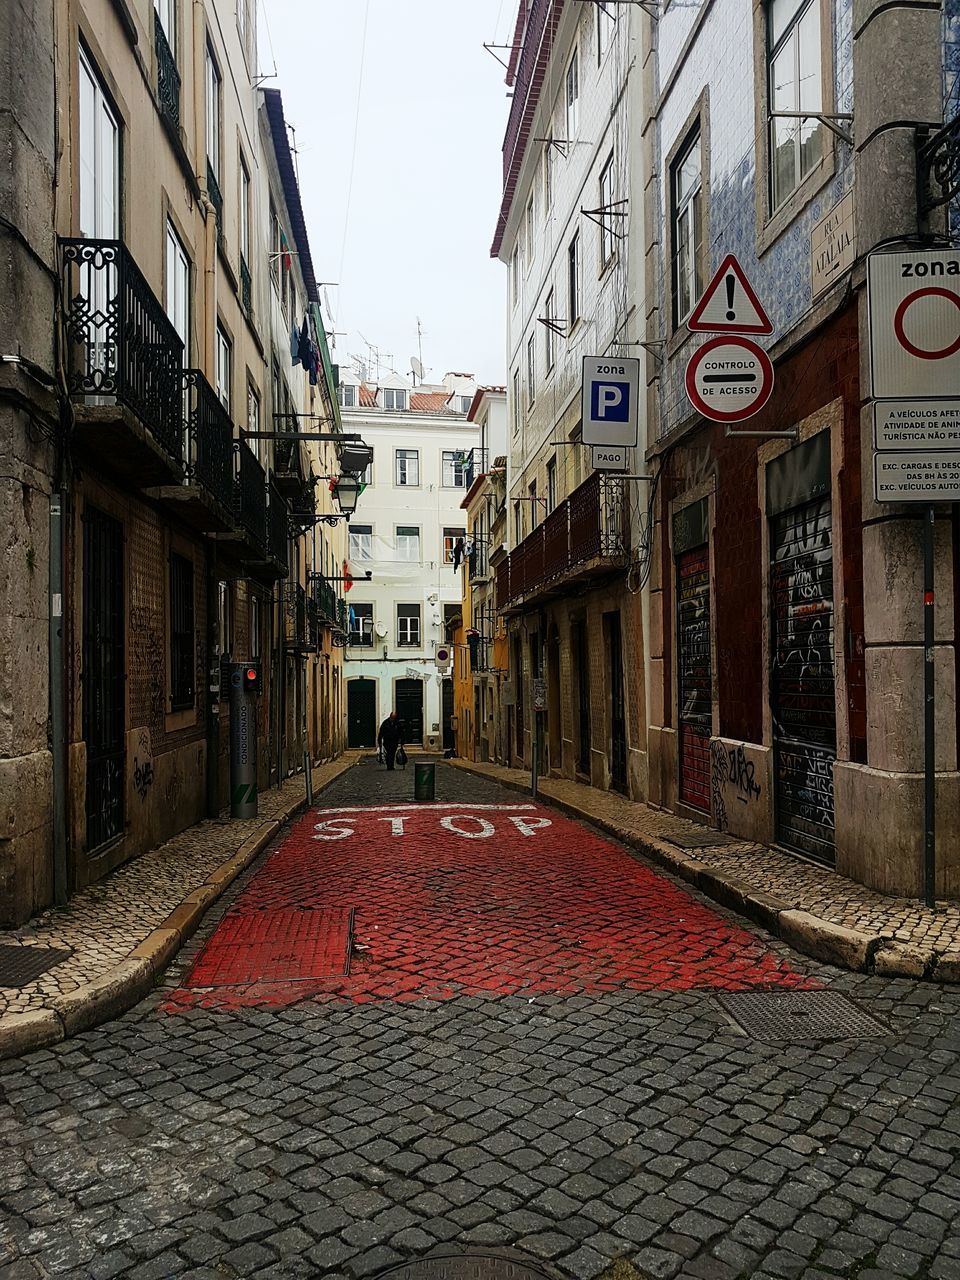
(547, 457, 557, 512)
(395, 448, 419, 486)
(443, 527, 466, 564)
(339, 383, 356, 407)
(215, 324, 231, 410)
(170, 552, 195, 711)
(529, 480, 539, 529)
(349, 601, 374, 647)
(460, 395, 473, 414)
(205, 46, 220, 176)
(349, 524, 373, 560)
(544, 289, 555, 372)
(568, 231, 581, 326)
(396, 526, 420, 562)
(155, 0, 175, 46)
(383, 388, 407, 411)
(514, 500, 523, 544)
(543, 137, 553, 209)
(270, 202, 282, 294)
(671, 128, 703, 326)
(599, 153, 616, 271)
(768, 0, 823, 210)
(526, 333, 536, 405)
(247, 383, 262, 464)
(164, 221, 189, 355)
(565, 47, 579, 139)
(511, 244, 520, 307)
(250, 593, 260, 659)
(512, 368, 521, 434)
(397, 603, 421, 647)
(217, 580, 232, 656)
(597, 3, 616, 61)
(239, 158, 250, 261)
(525, 194, 536, 270)
(442, 450, 468, 488)
(78, 47, 119, 242)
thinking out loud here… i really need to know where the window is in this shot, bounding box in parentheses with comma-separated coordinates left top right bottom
(383, 388, 407, 411)
(155, 0, 175, 45)
(169, 553, 195, 711)
(217, 581, 232, 657)
(443, 527, 466, 564)
(349, 523, 373, 560)
(543, 138, 553, 210)
(526, 333, 536, 405)
(671, 128, 703, 326)
(397, 604, 421, 647)
(247, 382, 261, 464)
(599, 153, 616, 271)
(395, 448, 419, 486)
(512, 368, 521, 434)
(396, 526, 421, 562)
(239, 158, 250, 262)
(511, 244, 520, 307)
(443, 603, 460, 631)
(514, 500, 523, 544)
(339, 383, 356, 407)
(164, 221, 189, 355)
(544, 288, 556, 372)
(349, 601, 373, 647)
(237, 0, 248, 49)
(565, 47, 579, 139)
(250, 593, 260, 659)
(215, 324, 231, 410)
(768, 0, 823, 210)
(442, 450, 468, 488)
(358, 451, 373, 485)
(529, 480, 540, 529)
(525, 194, 536, 269)
(459, 395, 473, 414)
(568, 231, 582, 326)
(547, 457, 557, 512)
(270, 202, 282, 293)
(205, 46, 221, 176)
(78, 47, 119, 242)
(597, 3, 616, 61)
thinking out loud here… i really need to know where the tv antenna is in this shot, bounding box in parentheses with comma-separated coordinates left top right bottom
(410, 357, 425, 385)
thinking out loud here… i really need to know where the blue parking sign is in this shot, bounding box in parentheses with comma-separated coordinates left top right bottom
(582, 356, 641, 448)
(591, 380, 630, 422)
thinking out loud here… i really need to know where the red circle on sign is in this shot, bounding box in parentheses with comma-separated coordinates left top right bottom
(684, 335, 775, 423)
(893, 287, 960, 360)
(246, 669, 257, 681)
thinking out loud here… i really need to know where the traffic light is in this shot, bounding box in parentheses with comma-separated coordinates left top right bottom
(241, 660, 262, 694)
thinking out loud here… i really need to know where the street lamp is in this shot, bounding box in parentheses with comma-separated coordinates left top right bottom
(333, 475, 360, 516)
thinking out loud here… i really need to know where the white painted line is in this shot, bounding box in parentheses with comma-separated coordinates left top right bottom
(319, 803, 538, 814)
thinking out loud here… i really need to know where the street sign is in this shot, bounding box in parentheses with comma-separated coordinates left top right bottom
(685, 335, 775, 423)
(874, 399, 960, 451)
(532, 678, 547, 712)
(591, 444, 628, 470)
(687, 253, 773, 334)
(868, 250, 960, 398)
(581, 356, 640, 447)
(874, 451, 960, 502)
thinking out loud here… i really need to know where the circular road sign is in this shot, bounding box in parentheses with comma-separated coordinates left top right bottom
(685, 335, 775, 423)
(893, 286, 960, 360)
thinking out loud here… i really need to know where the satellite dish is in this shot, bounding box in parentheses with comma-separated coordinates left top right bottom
(411, 357, 424, 383)
(374, 622, 388, 638)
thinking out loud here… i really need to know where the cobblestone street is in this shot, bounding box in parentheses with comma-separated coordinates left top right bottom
(2, 761, 959, 1280)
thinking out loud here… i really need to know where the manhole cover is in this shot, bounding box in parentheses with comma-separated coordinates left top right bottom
(662, 829, 738, 849)
(375, 1256, 560, 1280)
(716, 989, 889, 1042)
(185, 907, 353, 987)
(0, 944, 73, 987)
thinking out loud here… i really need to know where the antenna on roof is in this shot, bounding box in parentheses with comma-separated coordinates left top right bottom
(410, 357, 425, 385)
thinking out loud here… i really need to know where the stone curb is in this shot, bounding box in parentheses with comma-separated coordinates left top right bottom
(450, 759, 951, 985)
(0, 760, 353, 1062)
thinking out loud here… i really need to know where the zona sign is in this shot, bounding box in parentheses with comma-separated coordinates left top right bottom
(685, 335, 775, 423)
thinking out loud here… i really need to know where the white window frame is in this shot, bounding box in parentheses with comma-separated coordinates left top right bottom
(155, 0, 175, 46)
(443, 526, 466, 565)
(525, 193, 535, 272)
(383, 388, 407, 411)
(526, 333, 536, 406)
(205, 45, 221, 177)
(671, 127, 703, 327)
(544, 288, 556, 373)
(442, 450, 468, 488)
(565, 47, 580, 140)
(78, 46, 120, 242)
(396, 525, 421, 563)
(247, 382, 262, 464)
(511, 244, 521, 308)
(597, 3, 616, 62)
(397, 604, 421, 648)
(568, 230, 582, 327)
(349, 601, 374, 647)
(215, 324, 231, 411)
(767, 0, 823, 211)
(512, 368, 521, 435)
(547, 457, 558, 513)
(349, 524, 373, 561)
(395, 448, 420, 487)
(339, 383, 356, 408)
(543, 137, 553, 210)
(239, 157, 250, 262)
(460, 395, 473, 414)
(599, 152, 617, 272)
(164, 220, 189, 357)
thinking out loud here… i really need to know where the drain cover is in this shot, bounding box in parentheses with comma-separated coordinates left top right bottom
(375, 1253, 561, 1280)
(663, 829, 738, 849)
(716, 989, 889, 1042)
(0, 944, 73, 987)
(185, 907, 353, 987)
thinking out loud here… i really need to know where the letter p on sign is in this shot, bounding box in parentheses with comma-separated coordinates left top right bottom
(592, 380, 630, 422)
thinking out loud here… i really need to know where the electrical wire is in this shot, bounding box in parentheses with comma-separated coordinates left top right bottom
(338, 0, 372, 285)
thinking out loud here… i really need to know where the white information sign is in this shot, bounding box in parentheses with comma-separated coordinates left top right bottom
(581, 356, 640, 448)
(591, 445, 628, 471)
(868, 250, 960, 399)
(874, 399, 960, 451)
(811, 191, 855, 298)
(874, 452, 960, 503)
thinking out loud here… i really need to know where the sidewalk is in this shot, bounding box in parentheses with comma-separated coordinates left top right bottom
(452, 758, 960, 984)
(0, 755, 356, 1060)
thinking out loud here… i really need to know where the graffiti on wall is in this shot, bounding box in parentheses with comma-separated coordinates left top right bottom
(132, 729, 154, 802)
(711, 740, 762, 832)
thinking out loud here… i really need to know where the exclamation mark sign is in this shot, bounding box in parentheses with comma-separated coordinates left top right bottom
(725, 274, 736, 321)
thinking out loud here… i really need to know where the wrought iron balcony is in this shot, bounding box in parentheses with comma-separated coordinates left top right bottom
(311, 573, 340, 626)
(154, 11, 181, 131)
(240, 255, 252, 316)
(184, 370, 234, 513)
(207, 162, 223, 246)
(273, 435, 315, 522)
(465, 447, 490, 489)
(233, 439, 267, 555)
(267, 479, 289, 571)
(495, 472, 628, 612)
(284, 584, 307, 651)
(60, 237, 184, 470)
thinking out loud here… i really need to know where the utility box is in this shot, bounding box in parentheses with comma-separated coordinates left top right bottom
(228, 660, 260, 818)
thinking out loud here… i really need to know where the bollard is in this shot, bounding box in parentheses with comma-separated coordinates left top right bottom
(229, 662, 260, 818)
(413, 761, 436, 802)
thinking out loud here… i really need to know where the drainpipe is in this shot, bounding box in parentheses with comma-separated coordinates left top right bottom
(49, 493, 67, 904)
(205, 543, 220, 816)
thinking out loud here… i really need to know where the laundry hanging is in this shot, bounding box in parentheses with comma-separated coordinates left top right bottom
(452, 537, 465, 572)
(297, 316, 312, 370)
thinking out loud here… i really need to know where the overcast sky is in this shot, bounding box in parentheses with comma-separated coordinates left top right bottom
(259, 0, 515, 387)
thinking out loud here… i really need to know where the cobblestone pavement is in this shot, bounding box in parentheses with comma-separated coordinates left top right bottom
(0, 758, 353, 1019)
(1, 761, 959, 1280)
(453, 762, 960, 972)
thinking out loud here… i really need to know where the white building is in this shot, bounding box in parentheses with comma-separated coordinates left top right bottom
(340, 370, 480, 750)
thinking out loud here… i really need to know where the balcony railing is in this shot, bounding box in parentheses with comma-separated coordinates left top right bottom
(312, 573, 339, 625)
(239, 255, 252, 316)
(183, 370, 234, 511)
(154, 11, 181, 131)
(60, 237, 184, 461)
(234, 440, 267, 553)
(207, 162, 223, 246)
(285, 584, 307, 651)
(496, 472, 628, 609)
(267, 479, 289, 569)
(465, 447, 489, 489)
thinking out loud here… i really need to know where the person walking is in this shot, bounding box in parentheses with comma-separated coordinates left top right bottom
(377, 711, 404, 771)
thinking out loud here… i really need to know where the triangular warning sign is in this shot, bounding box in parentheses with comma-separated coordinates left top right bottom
(687, 253, 774, 335)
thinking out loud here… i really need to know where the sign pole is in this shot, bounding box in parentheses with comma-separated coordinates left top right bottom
(923, 505, 936, 907)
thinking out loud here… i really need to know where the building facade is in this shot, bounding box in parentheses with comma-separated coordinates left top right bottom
(0, 0, 350, 925)
(340, 372, 479, 752)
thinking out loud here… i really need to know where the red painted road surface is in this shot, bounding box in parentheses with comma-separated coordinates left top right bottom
(163, 802, 815, 1012)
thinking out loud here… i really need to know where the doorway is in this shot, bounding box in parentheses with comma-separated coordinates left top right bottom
(83, 505, 125, 853)
(547, 625, 562, 772)
(442, 677, 454, 750)
(347, 678, 376, 749)
(572, 619, 591, 777)
(396, 678, 424, 745)
(677, 544, 712, 812)
(605, 612, 627, 794)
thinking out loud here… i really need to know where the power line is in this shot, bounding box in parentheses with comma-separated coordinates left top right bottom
(338, 0, 372, 284)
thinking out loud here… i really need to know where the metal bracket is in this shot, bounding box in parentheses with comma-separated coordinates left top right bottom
(769, 110, 854, 146)
(537, 315, 569, 338)
(916, 116, 960, 219)
(580, 198, 629, 241)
